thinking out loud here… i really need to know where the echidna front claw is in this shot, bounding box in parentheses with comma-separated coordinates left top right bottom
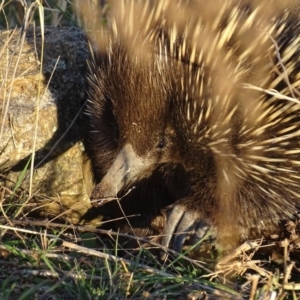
(161, 203, 214, 255)
(161, 204, 186, 251)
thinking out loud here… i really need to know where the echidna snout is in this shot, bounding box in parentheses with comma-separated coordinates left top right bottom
(91, 140, 178, 205)
(90, 144, 139, 205)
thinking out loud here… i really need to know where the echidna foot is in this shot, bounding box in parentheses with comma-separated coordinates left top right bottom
(161, 204, 215, 254)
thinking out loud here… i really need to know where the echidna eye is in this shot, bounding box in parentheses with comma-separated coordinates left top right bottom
(156, 136, 166, 150)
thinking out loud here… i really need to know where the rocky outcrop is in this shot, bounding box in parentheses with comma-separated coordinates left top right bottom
(0, 26, 98, 224)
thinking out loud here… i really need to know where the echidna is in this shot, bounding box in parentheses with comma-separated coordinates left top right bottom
(85, 0, 300, 252)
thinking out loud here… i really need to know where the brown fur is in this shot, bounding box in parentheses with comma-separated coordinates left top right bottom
(85, 0, 300, 252)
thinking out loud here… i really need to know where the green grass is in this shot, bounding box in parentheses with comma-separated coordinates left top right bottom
(0, 215, 242, 299)
(1, 196, 299, 299)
